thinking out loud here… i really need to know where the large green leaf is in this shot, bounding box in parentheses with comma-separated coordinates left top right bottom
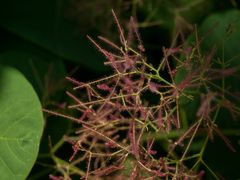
(177, 10, 240, 116)
(0, 0, 106, 72)
(198, 10, 240, 112)
(199, 10, 240, 65)
(0, 66, 44, 180)
(175, 10, 240, 179)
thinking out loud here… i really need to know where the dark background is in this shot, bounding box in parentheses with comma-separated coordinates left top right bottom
(0, 0, 240, 179)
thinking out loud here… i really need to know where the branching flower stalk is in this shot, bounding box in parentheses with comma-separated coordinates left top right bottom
(45, 10, 240, 180)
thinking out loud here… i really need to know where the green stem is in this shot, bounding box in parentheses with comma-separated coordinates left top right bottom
(201, 160, 220, 180)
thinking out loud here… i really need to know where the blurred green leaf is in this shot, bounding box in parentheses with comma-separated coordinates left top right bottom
(0, 65, 44, 180)
(195, 10, 240, 99)
(177, 10, 240, 120)
(0, 0, 106, 72)
(175, 11, 240, 178)
(199, 10, 240, 64)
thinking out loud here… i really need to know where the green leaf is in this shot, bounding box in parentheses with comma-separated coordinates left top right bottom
(199, 10, 240, 65)
(175, 11, 240, 178)
(198, 10, 240, 94)
(0, 0, 106, 72)
(0, 66, 44, 180)
(195, 10, 240, 97)
(176, 10, 240, 123)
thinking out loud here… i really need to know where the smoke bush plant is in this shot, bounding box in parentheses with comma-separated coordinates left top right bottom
(45, 10, 239, 179)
